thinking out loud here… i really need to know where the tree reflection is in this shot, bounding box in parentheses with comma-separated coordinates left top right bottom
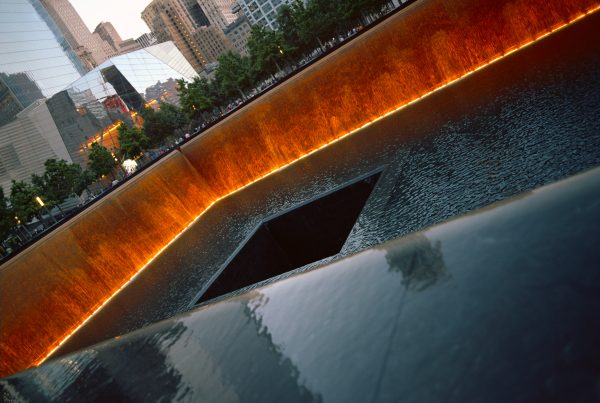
(385, 234, 448, 291)
(0, 321, 190, 401)
(237, 294, 323, 402)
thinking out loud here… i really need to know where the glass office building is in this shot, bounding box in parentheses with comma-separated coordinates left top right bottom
(0, 0, 84, 126)
(47, 41, 197, 166)
(65, 40, 197, 111)
(0, 0, 84, 193)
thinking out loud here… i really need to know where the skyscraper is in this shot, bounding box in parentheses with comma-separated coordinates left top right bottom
(236, 0, 295, 30)
(142, 0, 233, 72)
(195, 25, 234, 62)
(181, 0, 211, 27)
(94, 22, 123, 53)
(136, 33, 159, 49)
(95, 22, 148, 56)
(197, 0, 239, 30)
(0, 0, 84, 191)
(224, 15, 252, 56)
(40, 0, 117, 70)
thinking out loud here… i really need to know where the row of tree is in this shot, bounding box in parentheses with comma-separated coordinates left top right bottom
(0, 159, 94, 247)
(178, 0, 396, 120)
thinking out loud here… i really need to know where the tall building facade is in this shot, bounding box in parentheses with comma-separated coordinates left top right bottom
(94, 22, 123, 53)
(197, 0, 238, 30)
(95, 22, 148, 56)
(142, 0, 233, 72)
(136, 32, 159, 49)
(195, 26, 234, 62)
(224, 15, 252, 56)
(40, 0, 117, 70)
(236, 0, 294, 30)
(0, 101, 72, 194)
(118, 39, 143, 54)
(142, 0, 207, 71)
(181, 0, 211, 27)
(0, 0, 84, 192)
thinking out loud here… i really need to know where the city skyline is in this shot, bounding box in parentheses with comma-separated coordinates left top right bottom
(69, 0, 151, 40)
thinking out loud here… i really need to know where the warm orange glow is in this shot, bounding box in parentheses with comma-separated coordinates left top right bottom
(145, 99, 159, 110)
(85, 120, 122, 149)
(83, 111, 144, 152)
(1, 0, 598, 378)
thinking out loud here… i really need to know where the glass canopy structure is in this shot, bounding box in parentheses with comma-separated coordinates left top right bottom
(47, 41, 197, 166)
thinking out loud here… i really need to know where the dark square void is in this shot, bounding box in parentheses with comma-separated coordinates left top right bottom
(196, 171, 381, 304)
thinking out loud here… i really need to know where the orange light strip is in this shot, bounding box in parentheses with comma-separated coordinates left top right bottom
(33, 5, 600, 367)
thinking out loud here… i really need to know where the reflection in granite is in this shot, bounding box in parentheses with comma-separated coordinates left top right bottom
(0, 323, 189, 402)
(0, 294, 322, 402)
(384, 235, 448, 291)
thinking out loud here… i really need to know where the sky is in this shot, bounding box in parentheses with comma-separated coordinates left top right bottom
(70, 0, 151, 40)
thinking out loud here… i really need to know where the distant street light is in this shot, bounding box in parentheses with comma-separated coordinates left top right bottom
(35, 196, 57, 225)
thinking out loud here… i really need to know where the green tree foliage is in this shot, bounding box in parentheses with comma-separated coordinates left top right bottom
(9, 180, 41, 224)
(216, 51, 254, 100)
(31, 159, 90, 211)
(177, 77, 215, 121)
(336, 0, 365, 26)
(117, 123, 149, 160)
(0, 188, 15, 243)
(142, 102, 189, 145)
(301, 0, 339, 49)
(275, 0, 384, 56)
(276, 2, 308, 61)
(88, 142, 116, 179)
(247, 25, 285, 78)
(75, 169, 95, 196)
